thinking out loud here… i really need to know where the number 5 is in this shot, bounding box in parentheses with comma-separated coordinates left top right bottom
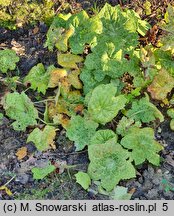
(162, 203, 168, 211)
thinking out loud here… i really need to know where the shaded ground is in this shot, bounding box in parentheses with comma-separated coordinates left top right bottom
(0, 0, 174, 200)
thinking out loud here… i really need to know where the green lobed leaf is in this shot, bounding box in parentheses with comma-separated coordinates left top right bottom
(2, 92, 38, 131)
(88, 139, 136, 191)
(116, 116, 141, 136)
(75, 172, 91, 190)
(24, 63, 50, 94)
(0, 49, 19, 73)
(27, 125, 56, 151)
(32, 163, 56, 180)
(126, 94, 164, 123)
(88, 84, 127, 124)
(67, 10, 102, 54)
(120, 127, 164, 166)
(90, 129, 118, 145)
(66, 115, 98, 151)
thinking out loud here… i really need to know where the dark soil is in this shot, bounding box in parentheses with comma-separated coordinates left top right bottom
(0, 0, 174, 200)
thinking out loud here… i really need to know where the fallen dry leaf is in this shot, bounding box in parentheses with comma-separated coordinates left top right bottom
(16, 147, 27, 160)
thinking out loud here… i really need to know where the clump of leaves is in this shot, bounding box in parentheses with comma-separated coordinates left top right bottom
(2, 92, 38, 131)
(88, 132, 136, 191)
(1, 3, 167, 195)
(0, 49, 19, 73)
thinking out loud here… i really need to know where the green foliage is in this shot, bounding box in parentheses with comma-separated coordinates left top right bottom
(0, 113, 3, 125)
(90, 129, 117, 145)
(88, 84, 127, 124)
(1, 3, 167, 194)
(45, 10, 102, 54)
(27, 125, 56, 151)
(0, 49, 19, 73)
(116, 116, 141, 136)
(126, 94, 164, 123)
(88, 139, 136, 191)
(2, 92, 38, 131)
(110, 186, 132, 200)
(121, 127, 164, 166)
(66, 115, 98, 151)
(75, 172, 91, 190)
(159, 4, 174, 54)
(45, 13, 71, 51)
(167, 109, 174, 130)
(24, 63, 50, 94)
(32, 163, 56, 180)
(0, 0, 55, 29)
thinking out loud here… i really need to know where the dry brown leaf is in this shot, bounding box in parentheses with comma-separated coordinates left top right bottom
(147, 69, 174, 100)
(16, 147, 27, 160)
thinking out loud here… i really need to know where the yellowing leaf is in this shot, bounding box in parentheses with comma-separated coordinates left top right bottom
(27, 125, 56, 151)
(0, 186, 12, 196)
(52, 114, 70, 129)
(147, 69, 174, 100)
(16, 147, 27, 160)
(143, 1, 151, 16)
(48, 68, 68, 88)
(67, 69, 82, 89)
(58, 53, 83, 69)
(55, 28, 74, 52)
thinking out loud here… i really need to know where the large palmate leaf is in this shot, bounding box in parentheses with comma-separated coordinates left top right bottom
(121, 127, 163, 166)
(147, 69, 174, 100)
(27, 125, 56, 151)
(66, 115, 98, 151)
(2, 92, 38, 131)
(0, 49, 19, 73)
(126, 94, 164, 123)
(88, 139, 136, 191)
(88, 84, 127, 124)
(24, 63, 50, 94)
